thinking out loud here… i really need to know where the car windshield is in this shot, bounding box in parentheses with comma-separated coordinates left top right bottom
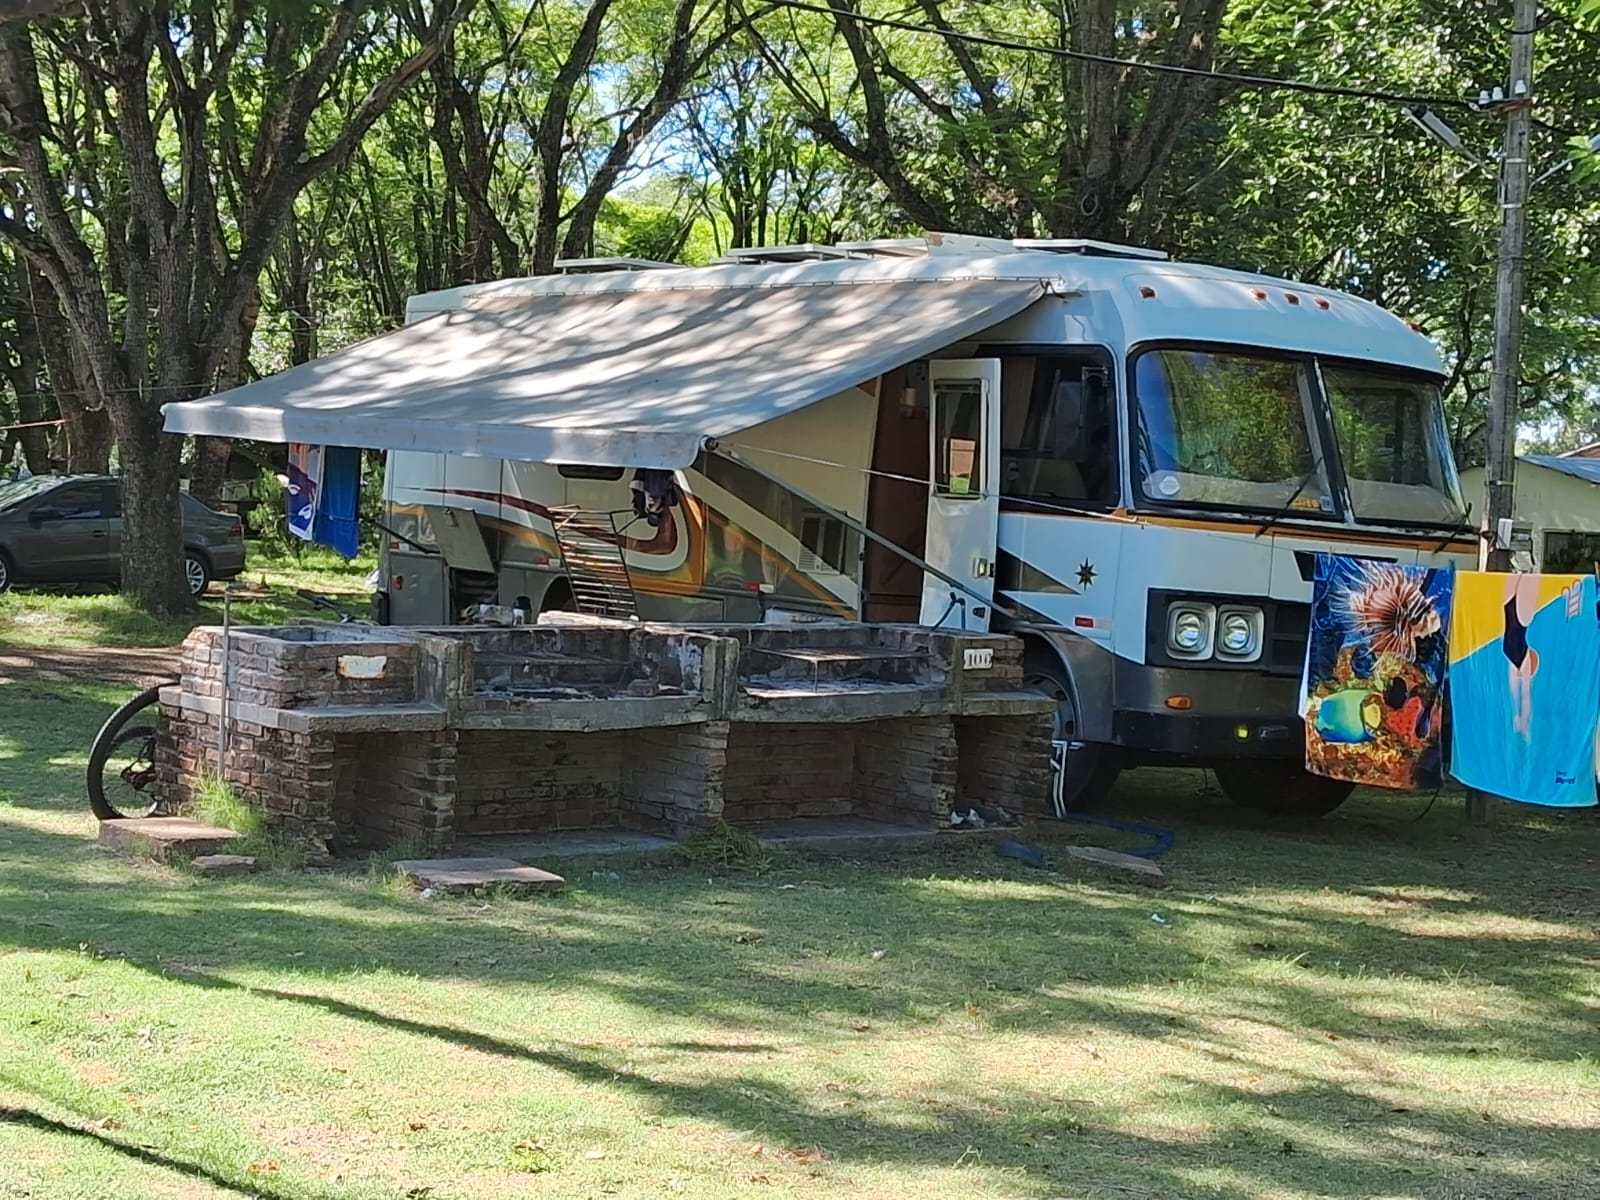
(1323, 365, 1466, 526)
(1134, 348, 1334, 514)
(0, 477, 58, 512)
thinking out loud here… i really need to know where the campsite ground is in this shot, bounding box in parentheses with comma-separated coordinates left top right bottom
(2, 556, 1597, 1200)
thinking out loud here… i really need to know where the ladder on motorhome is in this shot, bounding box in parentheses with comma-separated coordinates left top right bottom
(549, 508, 640, 620)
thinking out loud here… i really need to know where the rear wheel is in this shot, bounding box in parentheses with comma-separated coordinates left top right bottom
(183, 552, 211, 597)
(1213, 762, 1354, 819)
(87, 684, 173, 820)
(1023, 648, 1122, 812)
(0, 550, 12, 593)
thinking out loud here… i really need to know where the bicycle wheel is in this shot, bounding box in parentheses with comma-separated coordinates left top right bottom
(87, 684, 174, 821)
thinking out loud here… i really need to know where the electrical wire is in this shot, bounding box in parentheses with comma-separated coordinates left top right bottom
(759, 0, 1483, 112)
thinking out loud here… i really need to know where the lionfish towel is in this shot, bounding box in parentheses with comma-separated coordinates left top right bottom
(1300, 554, 1453, 790)
(1448, 572, 1599, 807)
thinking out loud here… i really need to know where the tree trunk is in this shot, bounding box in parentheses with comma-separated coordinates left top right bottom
(113, 402, 189, 613)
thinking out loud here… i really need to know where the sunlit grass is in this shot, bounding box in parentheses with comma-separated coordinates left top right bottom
(1, 676, 1597, 1199)
(0, 543, 376, 650)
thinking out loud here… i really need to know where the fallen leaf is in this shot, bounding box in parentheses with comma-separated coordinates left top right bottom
(748, 1173, 771, 1184)
(86, 1117, 117, 1132)
(246, 1160, 280, 1174)
(851, 1022, 871, 1033)
(407, 1120, 428, 1131)
(584, 1150, 606, 1160)
(733, 931, 763, 945)
(782, 1146, 829, 1166)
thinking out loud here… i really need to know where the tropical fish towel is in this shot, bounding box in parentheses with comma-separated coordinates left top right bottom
(1300, 555, 1454, 789)
(1448, 572, 1600, 807)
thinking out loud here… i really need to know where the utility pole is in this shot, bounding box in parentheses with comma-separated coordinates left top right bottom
(1483, 0, 1537, 573)
(1468, 0, 1537, 825)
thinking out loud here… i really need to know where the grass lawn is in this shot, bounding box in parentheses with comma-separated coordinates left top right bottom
(0, 544, 377, 651)
(2, 680, 1597, 1199)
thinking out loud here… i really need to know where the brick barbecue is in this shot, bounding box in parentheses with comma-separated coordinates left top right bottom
(155, 619, 1054, 858)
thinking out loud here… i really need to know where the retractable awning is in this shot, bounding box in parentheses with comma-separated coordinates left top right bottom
(162, 277, 1052, 468)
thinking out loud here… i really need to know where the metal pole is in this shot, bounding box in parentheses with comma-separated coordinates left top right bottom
(217, 585, 233, 779)
(1470, 0, 1537, 825)
(1483, 0, 1536, 574)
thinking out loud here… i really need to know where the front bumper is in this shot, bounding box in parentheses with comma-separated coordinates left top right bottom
(1112, 660, 1303, 762)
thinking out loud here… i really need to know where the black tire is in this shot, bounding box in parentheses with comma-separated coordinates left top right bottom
(1023, 647, 1123, 812)
(183, 551, 212, 598)
(1213, 762, 1355, 819)
(0, 549, 12, 593)
(87, 684, 173, 820)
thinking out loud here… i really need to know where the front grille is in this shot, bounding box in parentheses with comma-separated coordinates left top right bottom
(1266, 602, 1309, 675)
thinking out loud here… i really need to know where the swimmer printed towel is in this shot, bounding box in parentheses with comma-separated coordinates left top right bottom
(1448, 572, 1600, 807)
(1300, 555, 1453, 790)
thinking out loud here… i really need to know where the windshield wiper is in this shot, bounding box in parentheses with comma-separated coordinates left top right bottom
(1433, 502, 1475, 554)
(1255, 459, 1326, 538)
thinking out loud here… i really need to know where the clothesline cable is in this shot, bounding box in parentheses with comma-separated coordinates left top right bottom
(721, 440, 1141, 525)
(757, 0, 1484, 112)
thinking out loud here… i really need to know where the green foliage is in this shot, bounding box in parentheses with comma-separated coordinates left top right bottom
(244, 468, 300, 560)
(189, 774, 305, 872)
(673, 820, 773, 871)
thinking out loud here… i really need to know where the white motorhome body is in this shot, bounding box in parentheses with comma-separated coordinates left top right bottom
(164, 234, 1476, 812)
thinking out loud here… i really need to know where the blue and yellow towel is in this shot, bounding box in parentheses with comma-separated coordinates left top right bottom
(1448, 572, 1600, 807)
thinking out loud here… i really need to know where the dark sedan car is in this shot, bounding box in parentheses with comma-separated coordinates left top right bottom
(0, 474, 246, 596)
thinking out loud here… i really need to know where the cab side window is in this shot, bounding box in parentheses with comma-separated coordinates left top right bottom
(1000, 355, 1118, 506)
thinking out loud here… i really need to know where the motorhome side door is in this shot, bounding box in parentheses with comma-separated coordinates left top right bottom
(920, 358, 1001, 631)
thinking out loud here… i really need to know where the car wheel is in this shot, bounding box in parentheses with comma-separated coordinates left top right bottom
(1213, 762, 1354, 818)
(1023, 647, 1123, 812)
(183, 552, 212, 597)
(0, 550, 11, 593)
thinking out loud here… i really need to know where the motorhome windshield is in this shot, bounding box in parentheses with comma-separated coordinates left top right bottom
(1322, 365, 1466, 526)
(1133, 348, 1334, 515)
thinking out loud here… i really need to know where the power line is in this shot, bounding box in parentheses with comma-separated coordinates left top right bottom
(761, 0, 1482, 112)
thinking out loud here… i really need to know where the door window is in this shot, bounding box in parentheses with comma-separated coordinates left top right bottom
(999, 355, 1118, 505)
(41, 485, 104, 519)
(934, 379, 984, 497)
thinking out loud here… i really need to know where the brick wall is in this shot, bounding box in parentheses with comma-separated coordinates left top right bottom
(624, 722, 729, 835)
(155, 701, 339, 853)
(721, 724, 857, 824)
(332, 731, 458, 853)
(852, 717, 958, 826)
(954, 713, 1054, 818)
(179, 628, 420, 710)
(454, 730, 626, 835)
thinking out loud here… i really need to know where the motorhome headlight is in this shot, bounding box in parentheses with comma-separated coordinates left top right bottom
(1215, 607, 1264, 662)
(1166, 603, 1215, 659)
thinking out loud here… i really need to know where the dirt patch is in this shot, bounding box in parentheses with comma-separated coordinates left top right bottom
(0, 646, 181, 689)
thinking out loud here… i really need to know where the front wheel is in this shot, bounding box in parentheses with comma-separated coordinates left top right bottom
(87, 684, 174, 820)
(1023, 649, 1122, 812)
(1213, 762, 1354, 819)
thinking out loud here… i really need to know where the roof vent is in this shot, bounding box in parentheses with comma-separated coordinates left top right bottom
(552, 257, 677, 274)
(714, 243, 861, 265)
(1011, 238, 1168, 261)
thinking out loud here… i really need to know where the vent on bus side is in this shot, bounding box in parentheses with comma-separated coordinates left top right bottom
(798, 511, 849, 575)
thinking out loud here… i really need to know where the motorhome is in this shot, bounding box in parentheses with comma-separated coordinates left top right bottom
(165, 233, 1478, 816)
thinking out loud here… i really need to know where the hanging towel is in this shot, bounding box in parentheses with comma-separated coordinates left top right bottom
(286, 443, 322, 543)
(630, 468, 679, 528)
(285, 443, 362, 558)
(315, 445, 363, 560)
(1448, 572, 1600, 807)
(1300, 554, 1453, 789)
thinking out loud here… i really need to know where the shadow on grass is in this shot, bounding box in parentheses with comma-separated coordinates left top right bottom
(0, 1105, 342, 1200)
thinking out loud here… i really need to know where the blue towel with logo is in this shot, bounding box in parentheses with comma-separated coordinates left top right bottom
(285, 442, 361, 559)
(1448, 572, 1600, 807)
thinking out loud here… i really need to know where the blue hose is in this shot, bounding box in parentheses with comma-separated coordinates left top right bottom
(1057, 812, 1175, 859)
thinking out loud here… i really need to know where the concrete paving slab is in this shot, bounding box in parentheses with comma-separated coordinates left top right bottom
(98, 817, 242, 861)
(392, 856, 567, 893)
(743, 817, 937, 852)
(457, 831, 677, 860)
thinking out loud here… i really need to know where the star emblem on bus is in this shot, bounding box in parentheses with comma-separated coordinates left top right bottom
(1076, 559, 1096, 588)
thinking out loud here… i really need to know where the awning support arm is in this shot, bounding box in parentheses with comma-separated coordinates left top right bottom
(707, 441, 1013, 621)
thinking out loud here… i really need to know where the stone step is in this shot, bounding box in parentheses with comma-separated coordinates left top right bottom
(98, 817, 242, 862)
(392, 856, 567, 894)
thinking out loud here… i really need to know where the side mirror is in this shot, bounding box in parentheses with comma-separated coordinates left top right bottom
(1052, 368, 1109, 460)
